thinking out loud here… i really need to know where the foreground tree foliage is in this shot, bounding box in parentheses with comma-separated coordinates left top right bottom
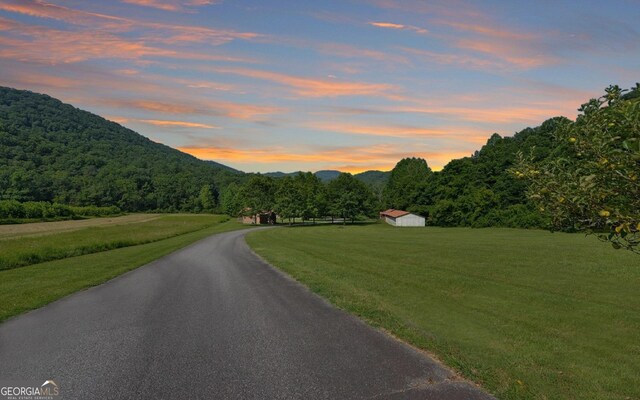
(515, 85, 640, 251)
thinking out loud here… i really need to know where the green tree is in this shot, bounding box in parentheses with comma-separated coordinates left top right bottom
(220, 183, 241, 217)
(274, 176, 303, 224)
(238, 175, 276, 222)
(297, 172, 325, 222)
(514, 84, 640, 251)
(327, 173, 375, 223)
(198, 184, 216, 212)
(383, 157, 432, 211)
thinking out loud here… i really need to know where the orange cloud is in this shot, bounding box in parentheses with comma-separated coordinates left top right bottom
(103, 99, 284, 121)
(370, 22, 405, 29)
(306, 122, 488, 143)
(177, 143, 473, 172)
(454, 38, 556, 69)
(0, 67, 80, 89)
(214, 67, 398, 98)
(0, 0, 126, 27)
(369, 21, 428, 34)
(436, 20, 534, 41)
(138, 119, 220, 129)
(0, 1, 261, 46)
(0, 18, 253, 65)
(105, 116, 130, 125)
(395, 104, 567, 124)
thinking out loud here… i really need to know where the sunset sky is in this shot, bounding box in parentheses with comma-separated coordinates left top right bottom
(1, 0, 638, 173)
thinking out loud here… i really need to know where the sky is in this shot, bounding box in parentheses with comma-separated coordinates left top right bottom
(0, 0, 638, 173)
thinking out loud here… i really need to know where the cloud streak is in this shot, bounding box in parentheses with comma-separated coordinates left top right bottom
(369, 21, 428, 35)
(137, 119, 220, 129)
(0, 0, 261, 46)
(306, 121, 488, 143)
(213, 67, 399, 98)
(120, 0, 217, 12)
(101, 99, 284, 121)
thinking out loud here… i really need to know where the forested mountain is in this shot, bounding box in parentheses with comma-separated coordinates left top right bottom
(313, 170, 341, 182)
(264, 171, 301, 179)
(0, 86, 242, 212)
(353, 170, 390, 188)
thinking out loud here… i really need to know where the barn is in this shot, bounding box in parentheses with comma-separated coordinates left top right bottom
(379, 209, 425, 227)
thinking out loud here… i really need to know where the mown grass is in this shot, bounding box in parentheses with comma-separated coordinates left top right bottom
(0, 214, 228, 270)
(247, 223, 640, 400)
(0, 218, 250, 322)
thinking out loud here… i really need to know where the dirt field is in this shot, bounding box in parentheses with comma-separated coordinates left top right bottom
(0, 214, 161, 240)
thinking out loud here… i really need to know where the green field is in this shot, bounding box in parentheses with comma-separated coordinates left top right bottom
(247, 223, 640, 400)
(0, 214, 228, 270)
(0, 215, 249, 322)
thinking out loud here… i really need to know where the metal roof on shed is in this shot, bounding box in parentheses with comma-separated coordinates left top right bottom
(380, 209, 410, 218)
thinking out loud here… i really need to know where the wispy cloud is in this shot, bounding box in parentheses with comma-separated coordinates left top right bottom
(317, 42, 410, 65)
(364, 0, 483, 20)
(121, 0, 217, 12)
(401, 47, 507, 71)
(436, 20, 534, 41)
(137, 119, 220, 129)
(0, 0, 261, 46)
(213, 67, 399, 98)
(306, 121, 488, 143)
(453, 38, 557, 69)
(394, 104, 570, 124)
(0, 17, 254, 65)
(369, 21, 428, 35)
(101, 98, 284, 121)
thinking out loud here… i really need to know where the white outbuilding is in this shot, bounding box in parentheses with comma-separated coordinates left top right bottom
(379, 209, 425, 227)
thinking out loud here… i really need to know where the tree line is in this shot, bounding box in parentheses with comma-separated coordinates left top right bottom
(221, 172, 377, 224)
(0, 199, 121, 221)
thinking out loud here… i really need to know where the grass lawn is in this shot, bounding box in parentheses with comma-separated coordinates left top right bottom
(246, 223, 640, 400)
(0, 217, 250, 322)
(0, 214, 228, 270)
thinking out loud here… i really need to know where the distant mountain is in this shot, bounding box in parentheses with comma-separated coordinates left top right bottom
(263, 171, 300, 178)
(264, 169, 390, 188)
(354, 170, 390, 188)
(0, 86, 242, 211)
(314, 170, 342, 182)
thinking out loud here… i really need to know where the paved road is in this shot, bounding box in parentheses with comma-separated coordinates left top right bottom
(0, 229, 493, 400)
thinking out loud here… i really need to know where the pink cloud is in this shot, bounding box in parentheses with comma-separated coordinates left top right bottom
(213, 67, 399, 98)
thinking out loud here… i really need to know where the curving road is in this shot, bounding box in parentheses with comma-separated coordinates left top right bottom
(0, 228, 493, 400)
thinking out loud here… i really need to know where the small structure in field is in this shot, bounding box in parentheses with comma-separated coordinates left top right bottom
(379, 209, 425, 227)
(241, 209, 277, 225)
